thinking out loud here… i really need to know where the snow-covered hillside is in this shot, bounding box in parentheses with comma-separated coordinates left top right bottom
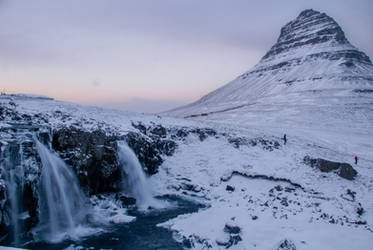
(163, 8, 373, 165)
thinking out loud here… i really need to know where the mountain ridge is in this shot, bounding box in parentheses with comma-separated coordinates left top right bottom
(164, 9, 373, 118)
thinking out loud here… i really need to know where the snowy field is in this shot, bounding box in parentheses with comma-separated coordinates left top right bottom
(1, 94, 372, 249)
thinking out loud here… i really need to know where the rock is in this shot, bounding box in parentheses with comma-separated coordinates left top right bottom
(117, 195, 136, 206)
(150, 125, 167, 138)
(281, 197, 289, 207)
(304, 156, 357, 180)
(228, 136, 280, 150)
(338, 164, 358, 180)
(182, 238, 193, 248)
(229, 234, 242, 246)
(52, 127, 121, 194)
(216, 236, 230, 247)
(277, 239, 296, 250)
(355, 220, 367, 225)
(226, 185, 235, 192)
(181, 183, 194, 191)
(155, 139, 177, 156)
(190, 128, 216, 141)
(357, 203, 364, 216)
(125, 132, 163, 175)
(216, 234, 242, 248)
(131, 121, 147, 135)
(176, 128, 189, 138)
(313, 158, 340, 172)
(224, 222, 241, 234)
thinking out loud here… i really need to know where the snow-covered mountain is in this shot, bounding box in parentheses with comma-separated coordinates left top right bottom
(165, 9, 373, 121)
(164, 8, 373, 162)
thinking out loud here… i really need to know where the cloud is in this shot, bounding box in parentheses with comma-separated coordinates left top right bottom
(92, 79, 101, 87)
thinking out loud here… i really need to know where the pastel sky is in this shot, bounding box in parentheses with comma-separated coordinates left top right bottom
(1, 0, 372, 113)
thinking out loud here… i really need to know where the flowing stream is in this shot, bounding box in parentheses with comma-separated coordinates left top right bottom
(25, 195, 203, 250)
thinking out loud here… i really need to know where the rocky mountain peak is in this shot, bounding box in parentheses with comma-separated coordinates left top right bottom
(262, 9, 351, 61)
(164, 9, 373, 119)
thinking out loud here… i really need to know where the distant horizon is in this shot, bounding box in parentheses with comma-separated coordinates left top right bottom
(1, 0, 372, 113)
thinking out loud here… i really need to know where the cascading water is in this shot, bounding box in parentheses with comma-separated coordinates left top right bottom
(34, 138, 88, 242)
(2, 143, 25, 246)
(117, 142, 161, 210)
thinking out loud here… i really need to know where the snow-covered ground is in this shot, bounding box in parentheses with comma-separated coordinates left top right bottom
(152, 128, 373, 249)
(1, 92, 373, 249)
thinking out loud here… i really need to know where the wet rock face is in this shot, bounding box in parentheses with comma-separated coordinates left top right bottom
(52, 127, 121, 194)
(304, 156, 357, 180)
(125, 132, 164, 175)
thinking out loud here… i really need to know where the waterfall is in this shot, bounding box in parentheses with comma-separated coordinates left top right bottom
(117, 142, 161, 210)
(2, 143, 24, 246)
(34, 138, 88, 242)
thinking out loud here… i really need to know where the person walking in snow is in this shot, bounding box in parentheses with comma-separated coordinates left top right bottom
(355, 155, 358, 164)
(283, 134, 287, 145)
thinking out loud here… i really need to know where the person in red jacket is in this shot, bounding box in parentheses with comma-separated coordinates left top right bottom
(355, 156, 358, 164)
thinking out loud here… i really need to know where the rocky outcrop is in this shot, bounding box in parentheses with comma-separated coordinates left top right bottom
(216, 221, 242, 248)
(277, 239, 296, 250)
(228, 136, 280, 151)
(51, 125, 179, 193)
(304, 156, 358, 180)
(52, 127, 121, 194)
(126, 132, 167, 175)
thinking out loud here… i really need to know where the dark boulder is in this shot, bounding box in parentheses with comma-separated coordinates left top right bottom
(304, 156, 357, 180)
(224, 223, 241, 234)
(226, 185, 235, 192)
(218, 223, 242, 248)
(338, 164, 358, 180)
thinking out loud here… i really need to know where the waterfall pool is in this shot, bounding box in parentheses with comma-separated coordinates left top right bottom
(24, 195, 204, 250)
